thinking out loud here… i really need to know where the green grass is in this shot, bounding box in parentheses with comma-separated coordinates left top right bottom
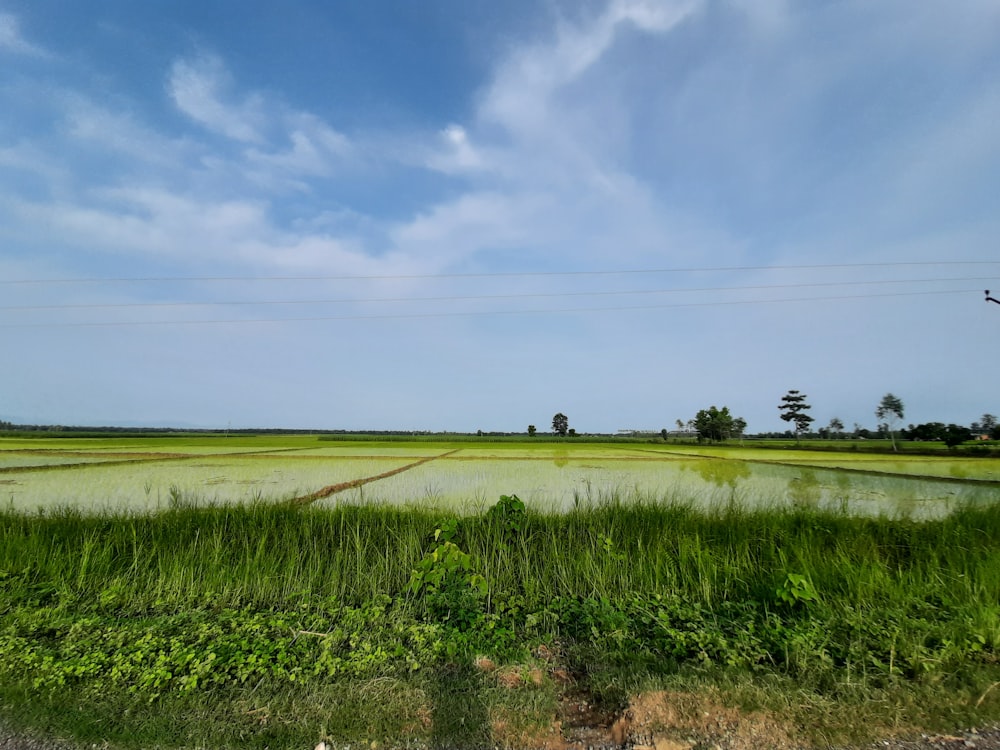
(2, 495, 1000, 748)
(2, 495, 998, 613)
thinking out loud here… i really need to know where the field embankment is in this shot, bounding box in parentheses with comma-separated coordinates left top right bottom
(2, 497, 1000, 749)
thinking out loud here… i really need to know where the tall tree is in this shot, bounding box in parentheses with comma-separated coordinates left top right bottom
(875, 393, 905, 452)
(552, 413, 569, 437)
(828, 417, 844, 438)
(778, 390, 814, 444)
(980, 414, 997, 434)
(693, 406, 743, 443)
(527, 425, 536, 437)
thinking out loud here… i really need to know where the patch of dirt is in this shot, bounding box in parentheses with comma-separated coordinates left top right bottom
(556, 688, 625, 749)
(487, 684, 1000, 750)
(623, 690, 800, 750)
(503, 688, 799, 750)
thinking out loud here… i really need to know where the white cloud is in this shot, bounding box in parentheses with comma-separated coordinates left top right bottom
(168, 55, 266, 143)
(481, 0, 701, 140)
(392, 191, 535, 254)
(0, 141, 68, 188)
(610, 0, 702, 32)
(245, 112, 352, 179)
(410, 0, 727, 274)
(66, 97, 199, 171)
(0, 12, 48, 57)
(166, 53, 356, 191)
(14, 182, 412, 279)
(424, 124, 487, 174)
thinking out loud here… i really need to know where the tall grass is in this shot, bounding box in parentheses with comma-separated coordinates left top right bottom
(4, 493, 1000, 749)
(3, 494, 999, 624)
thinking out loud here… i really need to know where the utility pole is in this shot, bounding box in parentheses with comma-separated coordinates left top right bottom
(987, 290, 1000, 306)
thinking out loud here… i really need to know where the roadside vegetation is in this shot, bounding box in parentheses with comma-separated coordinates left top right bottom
(2, 491, 1000, 749)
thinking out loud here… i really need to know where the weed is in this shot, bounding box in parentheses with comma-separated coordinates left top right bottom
(776, 573, 820, 607)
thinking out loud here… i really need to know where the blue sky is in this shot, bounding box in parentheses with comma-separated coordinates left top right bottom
(2, 0, 999, 433)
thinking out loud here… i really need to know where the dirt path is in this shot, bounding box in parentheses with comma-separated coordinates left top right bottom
(288, 449, 462, 506)
(0, 445, 319, 475)
(628, 447, 1000, 488)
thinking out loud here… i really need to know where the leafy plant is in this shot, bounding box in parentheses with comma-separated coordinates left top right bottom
(408, 529, 487, 627)
(776, 572, 819, 607)
(435, 517, 461, 544)
(486, 494, 526, 536)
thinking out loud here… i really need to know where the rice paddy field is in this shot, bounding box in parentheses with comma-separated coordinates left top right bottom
(3, 434, 1000, 749)
(2, 435, 998, 516)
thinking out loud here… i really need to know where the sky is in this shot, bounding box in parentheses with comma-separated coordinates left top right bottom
(1, 0, 999, 434)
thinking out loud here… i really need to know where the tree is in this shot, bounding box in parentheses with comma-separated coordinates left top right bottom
(909, 422, 947, 442)
(732, 417, 748, 445)
(980, 414, 997, 434)
(778, 390, 814, 444)
(828, 417, 844, 439)
(693, 406, 743, 443)
(552, 413, 568, 437)
(675, 419, 685, 432)
(527, 425, 536, 437)
(875, 393, 905, 452)
(943, 423, 972, 448)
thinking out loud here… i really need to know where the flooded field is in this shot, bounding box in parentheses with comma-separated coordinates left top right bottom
(1, 436, 997, 517)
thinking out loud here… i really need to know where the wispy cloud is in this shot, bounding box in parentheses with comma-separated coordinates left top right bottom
(166, 52, 357, 193)
(245, 112, 353, 180)
(66, 97, 197, 170)
(411, 0, 719, 270)
(481, 0, 701, 142)
(0, 11, 48, 57)
(168, 54, 267, 143)
(4, 4, 717, 285)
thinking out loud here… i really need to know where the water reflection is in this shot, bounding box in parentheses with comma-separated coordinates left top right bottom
(787, 469, 821, 508)
(690, 458, 752, 488)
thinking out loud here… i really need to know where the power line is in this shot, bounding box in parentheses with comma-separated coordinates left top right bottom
(1, 276, 994, 312)
(0, 288, 980, 328)
(3, 261, 999, 286)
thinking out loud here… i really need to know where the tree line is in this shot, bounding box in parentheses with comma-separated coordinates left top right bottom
(658, 391, 996, 449)
(534, 396, 997, 447)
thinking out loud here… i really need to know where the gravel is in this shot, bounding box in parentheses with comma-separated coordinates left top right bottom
(0, 723, 79, 750)
(845, 726, 1000, 750)
(3, 720, 1000, 750)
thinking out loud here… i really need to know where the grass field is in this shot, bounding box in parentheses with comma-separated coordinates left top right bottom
(2, 435, 1000, 749)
